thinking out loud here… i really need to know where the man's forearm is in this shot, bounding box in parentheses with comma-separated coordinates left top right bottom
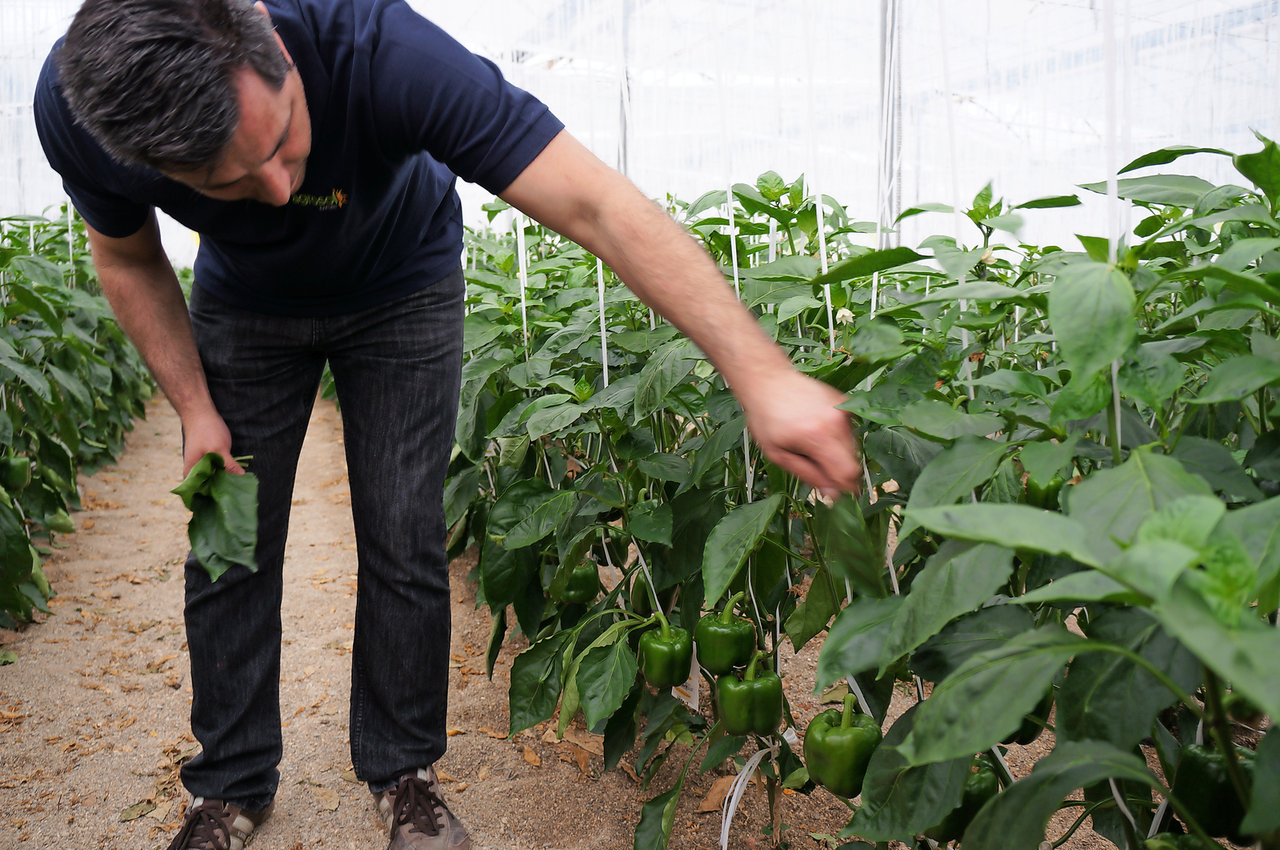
(91, 243, 215, 422)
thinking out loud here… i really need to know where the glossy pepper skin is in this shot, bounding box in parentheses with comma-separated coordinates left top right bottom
(1002, 686, 1053, 745)
(1170, 744, 1255, 842)
(559, 561, 601, 604)
(695, 591, 756, 675)
(630, 571, 674, 618)
(1025, 472, 1066, 510)
(638, 612, 693, 690)
(1, 457, 30, 492)
(717, 650, 783, 737)
(923, 754, 1001, 843)
(803, 694, 882, 798)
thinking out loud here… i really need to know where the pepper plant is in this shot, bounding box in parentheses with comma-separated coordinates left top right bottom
(446, 138, 1280, 849)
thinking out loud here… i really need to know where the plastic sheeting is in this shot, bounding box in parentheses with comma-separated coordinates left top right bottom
(1, 0, 1278, 267)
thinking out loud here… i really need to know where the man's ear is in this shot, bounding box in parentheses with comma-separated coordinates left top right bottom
(254, 1, 294, 66)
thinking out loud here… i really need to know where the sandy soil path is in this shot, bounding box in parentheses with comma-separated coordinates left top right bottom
(0, 394, 1113, 850)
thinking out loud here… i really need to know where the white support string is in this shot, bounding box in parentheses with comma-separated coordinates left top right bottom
(597, 258, 610, 388)
(935, 0, 974, 400)
(720, 742, 779, 850)
(1104, 0, 1123, 455)
(515, 213, 530, 357)
(802, 0, 835, 352)
(716, 0, 741, 299)
(66, 203, 74, 288)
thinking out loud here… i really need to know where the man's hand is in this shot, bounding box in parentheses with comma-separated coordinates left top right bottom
(181, 409, 243, 478)
(501, 130, 864, 495)
(738, 372, 862, 497)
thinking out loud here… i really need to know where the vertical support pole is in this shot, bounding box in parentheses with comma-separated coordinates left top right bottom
(597, 258, 610, 388)
(1104, 0, 1123, 456)
(515, 213, 530, 358)
(66, 203, 75, 288)
(803, 0, 835, 352)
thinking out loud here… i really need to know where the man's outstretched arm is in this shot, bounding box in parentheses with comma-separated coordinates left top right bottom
(500, 130, 861, 495)
(85, 212, 239, 477)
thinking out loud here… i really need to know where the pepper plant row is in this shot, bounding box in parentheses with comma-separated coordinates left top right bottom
(0, 209, 153, 627)
(447, 139, 1280, 850)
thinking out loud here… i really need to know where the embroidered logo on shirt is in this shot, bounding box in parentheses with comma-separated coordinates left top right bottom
(291, 189, 348, 210)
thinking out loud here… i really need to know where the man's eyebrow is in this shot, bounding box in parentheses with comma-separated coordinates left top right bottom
(201, 104, 293, 191)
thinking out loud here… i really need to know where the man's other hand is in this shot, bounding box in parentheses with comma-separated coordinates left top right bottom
(182, 410, 243, 478)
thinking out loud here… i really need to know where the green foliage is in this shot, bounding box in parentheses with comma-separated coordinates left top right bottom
(0, 209, 153, 627)
(448, 137, 1280, 848)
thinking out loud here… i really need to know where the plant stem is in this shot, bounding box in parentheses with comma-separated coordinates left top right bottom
(1203, 667, 1252, 809)
(1052, 799, 1111, 848)
(1087, 643, 1205, 721)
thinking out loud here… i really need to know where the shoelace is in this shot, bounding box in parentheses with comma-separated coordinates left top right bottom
(391, 775, 443, 837)
(166, 799, 231, 850)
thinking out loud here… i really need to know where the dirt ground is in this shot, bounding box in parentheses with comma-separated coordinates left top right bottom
(0, 393, 1116, 850)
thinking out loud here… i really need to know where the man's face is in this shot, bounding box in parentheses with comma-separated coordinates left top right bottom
(167, 64, 311, 207)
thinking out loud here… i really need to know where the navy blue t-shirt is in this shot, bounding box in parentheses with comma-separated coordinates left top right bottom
(34, 0, 563, 316)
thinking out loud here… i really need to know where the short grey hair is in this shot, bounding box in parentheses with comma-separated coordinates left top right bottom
(57, 0, 290, 172)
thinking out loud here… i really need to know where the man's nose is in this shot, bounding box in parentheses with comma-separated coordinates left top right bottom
(261, 161, 293, 206)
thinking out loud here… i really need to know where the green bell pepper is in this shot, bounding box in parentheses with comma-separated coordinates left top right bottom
(47, 508, 74, 535)
(1025, 472, 1065, 510)
(1170, 743, 1255, 842)
(1, 457, 30, 493)
(638, 611, 693, 690)
(559, 560, 600, 604)
(1002, 686, 1053, 745)
(716, 649, 783, 737)
(695, 591, 756, 676)
(923, 754, 1000, 843)
(803, 694, 882, 798)
(630, 570, 673, 618)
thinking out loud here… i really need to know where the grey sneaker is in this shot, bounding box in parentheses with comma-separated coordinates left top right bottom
(163, 797, 272, 850)
(375, 767, 472, 850)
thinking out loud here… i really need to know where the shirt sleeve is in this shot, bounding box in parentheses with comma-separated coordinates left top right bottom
(33, 49, 152, 239)
(366, 0, 565, 195)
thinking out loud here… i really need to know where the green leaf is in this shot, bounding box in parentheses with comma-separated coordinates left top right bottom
(847, 319, 911, 364)
(838, 382, 925, 427)
(814, 595, 902, 693)
(1057, 608, 1200, 752)
(1080, 174, 1216, 207)
(903, 436, 1009, 527)
(1012, 570, 1146, 605)
(1049, 261, 1135, 379)
(911, 605, 1035, 683)
(1119, 145, 1232, 174)
(966, 369, 1048, 399)
(629, 499, 673, 546)
(810, 246, 925, 286)
(503, 489, 577, 549)
(1066, 449, 1214, 561)
(785, 560, 841, 651)
(962, 742, 1161, 850)
(1118, 343, 1183, 410)
(846, 704, 970, 841)
(577, 640, 640, 730)
(862, 426, 940, 491)
(479, 479, 549, 610)
(1103, 540, 1200, 601)
(508, 631, 573, 737)
(1189, 354, 1280, 404)
(688, 416, 745, 486)
(1049, 370, 1111, 425)
(1013, 194, 1082, 209)
(878, 542, 1014, 676)
(701, 494, 783, 604)
(1151, 578, 1280, 720)
(1220, 496, 1280, 589)
(901, 626, 1083, 766)
(908, 504, 1100, 568)
(818, 495, 888, 598)
(898, 401, 1005, 440)
(1241, 727, 1280, 835)
(1170, 437, 1263, 501)
(1020, 435, 1082, 490)
(633, 780, 684, 850)
(171, 453, 259, 582)
(1233, 130, 1280, 206)
(634, 339, 696, 420)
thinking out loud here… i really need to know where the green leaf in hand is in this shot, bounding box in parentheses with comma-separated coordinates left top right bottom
(171, 452, 258, 582)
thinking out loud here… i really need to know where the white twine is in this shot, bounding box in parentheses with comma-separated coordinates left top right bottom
(720, 741, 779, 850)
(66, 203, 74, 288)
(515, 213, 530, 356)
(802, 0, 835, 351)
(597, 258, 610, 387)
(1104, 0, 1123, 455)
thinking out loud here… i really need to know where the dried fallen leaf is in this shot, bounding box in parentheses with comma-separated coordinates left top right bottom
(620, 763, 641, 784)
(477, 765, 490, 782)
(567, 744, 590, 774)
(313, 787, 340, 811)
(522, 747, 541, 767)
(541, 728, 558, 744)
(478, 726, 505, 740)
(445, 727, 465, 737)
(562, 727, 604, 756)
(120, 800, 156, 822)
(453, 782, 469, 792)
(435, 769, 456, 783)
(699, 776, 736, 813)
(340, 769, 358, 783)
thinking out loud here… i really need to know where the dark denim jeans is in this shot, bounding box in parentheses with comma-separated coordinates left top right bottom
(179, 269, 464, 811)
